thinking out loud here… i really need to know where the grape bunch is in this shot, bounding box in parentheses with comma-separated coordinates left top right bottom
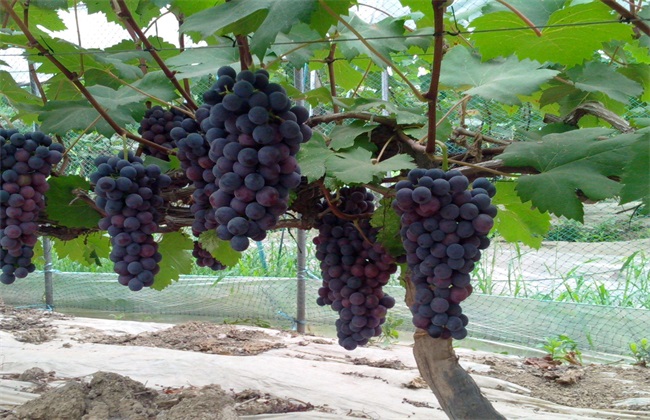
(175, 130, 219, 237)
(138, 105, 190, 159)
(192, 241, 225, 271)
(1, 129, 63, 285)
(314, 187, 397, 350)
(393, 168, 497, 339)
(90, 153, 171, 291)
(197, 66, 312, 252)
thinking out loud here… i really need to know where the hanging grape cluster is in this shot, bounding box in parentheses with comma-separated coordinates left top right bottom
(173, 66, 312, 252)
(138, 105, 189, 159)
(314, 187, 397, 350)
(393, 168, 497, 339)
(1, 129, 63, 285)
(90, 153, 170, 291)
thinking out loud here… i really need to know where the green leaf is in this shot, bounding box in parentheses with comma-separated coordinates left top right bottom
(332, 97, 426, 126)
(182, 0, 317, 58)
(326, 147, 415, 184)
(370, 197, 404, 257)
(269, 23, 325, 68)
(142, 155, 181, 172)
(618, 64, 650, 102)
(565, 62, 642, 104)
(45, 175, 101, 229)
(296, 131, 334, 182)
(302, 86, 333, 109)
(39, 100, 138, 137)
(499, 128, 643, 221)
(338, 14, 407, 68)
(332, 58, 364, 91)
(52, 232, 110, 267)
(198, 230, 242, 267)
(492, 181, 551, 249)
(471, 2, 633, 67)
(124, 71, 180, 104)
(481, 0, 564, 26)
(329, 121, 379, 151)
(153, 231, 194, 291)
(45, 175, 102, 228)
(165, 48, 240, 79)
(619, 132, 650, 208)
(0, 71, 43, 119)
(440, 47, 558, 104)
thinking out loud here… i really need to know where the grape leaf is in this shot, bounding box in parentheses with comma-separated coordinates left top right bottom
(153, 231, 194, 291)
(296, 131, 334, 182)
(492, 181, 551, 249)
(439, 46, 558, 105)
(45, 175, 102, 228)
(0, 71, 43, 120)
(52, 232, 110, 267)
(329, 121, 379, 151)
(337, 14, 408, 68)
(166, 48, 239, 79)
(142, 155, 181, 172)
(499, 128, 644, 222)
(182, 0, 339, 58)
(370, 197, 404, 258)
(332, 97, 426, 125)
(198, 230, 242, 267)
(565, 62, 642, 104)
(326, 147, 415, 184)
(480, 0, 564, 26)
(39, 100, 139, 138)
(124, 71, 179, 104)
(470, 2, 633, 67)
(619, 132, 650, 211)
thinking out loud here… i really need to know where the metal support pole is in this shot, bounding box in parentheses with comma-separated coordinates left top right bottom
(381, 70, 390, 116)
(43, 237, 54, 309)
(294, 65, 307, 333)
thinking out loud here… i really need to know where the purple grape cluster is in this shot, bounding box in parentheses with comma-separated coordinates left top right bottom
(177, 66, 312, 252)
(1, 129, 63, 285)
(393, 168, 496, 339)
(192, 241, 225, 271)
(138, 105, 189, 159)
(90, 153, 171, 291)
(314, 187, 397, 350)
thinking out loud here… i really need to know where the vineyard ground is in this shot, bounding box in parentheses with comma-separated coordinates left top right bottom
(0, 306, 648, 419)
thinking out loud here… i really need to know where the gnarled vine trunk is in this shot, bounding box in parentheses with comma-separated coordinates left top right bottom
(405, 273, 505, 419)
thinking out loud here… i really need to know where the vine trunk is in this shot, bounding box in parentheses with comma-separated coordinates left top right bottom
(404, 273, 505, 419)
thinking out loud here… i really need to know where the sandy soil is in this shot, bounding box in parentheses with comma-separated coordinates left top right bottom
(0, 306, 649, 419)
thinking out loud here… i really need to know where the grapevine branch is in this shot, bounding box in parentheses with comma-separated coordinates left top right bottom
(236, 34, 253, 70)
(0, 0, 172, 154)
(326, 44, 341, 115)
(424, 0, 447, 154)
(23, 1, 46, 103)
(317, 181, 373, 221)
(600, 0, 650, 37)
(112, 0, 198, 110)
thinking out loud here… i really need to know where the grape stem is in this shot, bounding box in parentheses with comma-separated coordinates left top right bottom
(375, 134, 395, 163)
(435, 140, 448, 171)
(112, 0, 198, 110)
(325, 44, 341, 115)
(236, 34, 253, 70)
(352, 219, 373, 247)
(71, 188, 107, 217)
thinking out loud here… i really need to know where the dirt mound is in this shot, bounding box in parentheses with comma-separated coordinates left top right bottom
(85, 321, 286, 355)
(0, 307, 67, 344)
(466, 354, 650, 411)
(0, 371, 321, 419)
